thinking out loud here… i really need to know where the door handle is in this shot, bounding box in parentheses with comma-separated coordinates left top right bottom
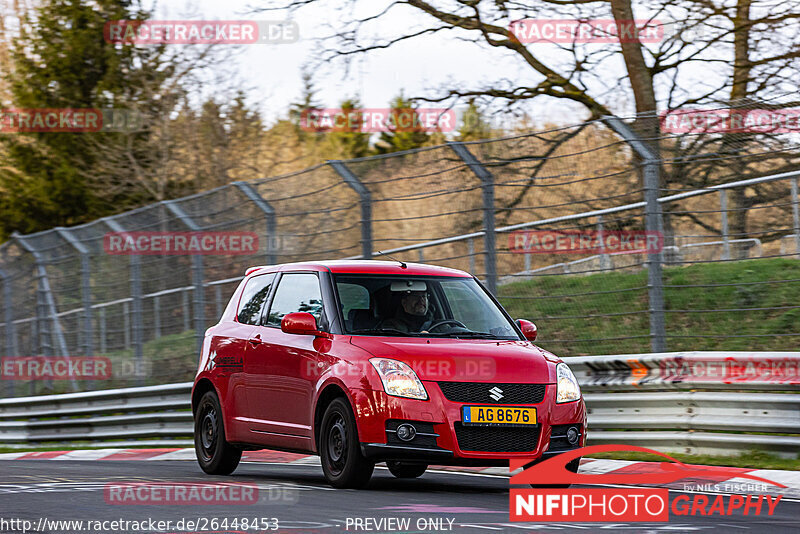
(248, 334, 262, 346)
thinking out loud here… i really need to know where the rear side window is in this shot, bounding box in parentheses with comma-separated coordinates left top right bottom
(266, 273, 324, 326)
(337, 282, 370, 316)
(236, 273, 276, 325)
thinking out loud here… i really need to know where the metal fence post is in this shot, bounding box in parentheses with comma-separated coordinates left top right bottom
(792, 176, 800, 257)
(328, 160, 373, 260)
(448, 142, 497, 295)
(719, 191, 731, 260)
(597, 215, 612, 270)
(0, 267, 15, 397)
(232, 182, 278, 264)
(163, 200, 206, 356)
(55, 228, 93, 357)
(12, 233, 78, 392)
(103, 218, 143, 384)
(182, 290, 191, 332)
(602, 117, 666, 352)
(468, 238, 476, 274)
(153, 296, 161, 338)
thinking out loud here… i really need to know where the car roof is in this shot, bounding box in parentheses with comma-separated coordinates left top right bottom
(245, 260, 471, 277)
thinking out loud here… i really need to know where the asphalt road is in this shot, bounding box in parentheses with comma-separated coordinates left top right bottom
(0, 460, 797, 533)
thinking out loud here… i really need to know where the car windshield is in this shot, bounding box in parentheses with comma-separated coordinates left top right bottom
(334, 274, 521, 340)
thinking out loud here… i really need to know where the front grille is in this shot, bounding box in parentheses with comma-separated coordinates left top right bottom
(454, 423, 540, 452)
(438, 382, 547, 404)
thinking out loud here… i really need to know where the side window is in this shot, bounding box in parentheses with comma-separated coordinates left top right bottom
(266, 273, 324, 326)
(337, 282, 370, 317)
(236, 273, 275, 325)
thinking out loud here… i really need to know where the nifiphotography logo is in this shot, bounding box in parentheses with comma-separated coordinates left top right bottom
(510, 444, 785, 522)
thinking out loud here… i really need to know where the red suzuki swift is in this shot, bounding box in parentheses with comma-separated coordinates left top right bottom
(192, 260, 586, 488)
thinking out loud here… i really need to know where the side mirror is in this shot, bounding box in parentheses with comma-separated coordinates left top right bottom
(516, 319, 538, 341)
(281, 312, 326, 336)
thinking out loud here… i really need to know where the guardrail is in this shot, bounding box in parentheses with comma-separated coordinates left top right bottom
(0, 353, 798, 457)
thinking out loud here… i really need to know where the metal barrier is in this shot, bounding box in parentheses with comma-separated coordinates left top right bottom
(0, 352, 797, 457)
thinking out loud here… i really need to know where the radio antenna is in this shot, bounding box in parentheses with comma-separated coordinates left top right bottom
(376, 250, 407, 269)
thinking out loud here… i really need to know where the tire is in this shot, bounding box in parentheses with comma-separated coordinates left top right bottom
(387, 461, 427, 479)
(319, 398, 374, 488)
(529, 456, 581, 489)
(194, 391, 242, 475)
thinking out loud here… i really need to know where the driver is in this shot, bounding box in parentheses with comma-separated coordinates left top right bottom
(382, 290, 432, 332)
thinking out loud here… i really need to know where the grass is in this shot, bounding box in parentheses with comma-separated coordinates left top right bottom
(498, 257, 800, 356)
(586, 449, 800, 471)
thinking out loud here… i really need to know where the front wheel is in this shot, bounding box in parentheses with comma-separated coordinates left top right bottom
(194, 391, 241, 475)
(529, 456, 581, 489)
(387, 461, 427, 479)
(319, 398, 374, 488)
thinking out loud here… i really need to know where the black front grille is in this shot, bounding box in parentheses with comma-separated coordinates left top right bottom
(438, 382, 547, 404)
(454, 423, 540, 452)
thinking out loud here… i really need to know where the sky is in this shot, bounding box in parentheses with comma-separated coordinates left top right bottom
(153, 0, 594, 127)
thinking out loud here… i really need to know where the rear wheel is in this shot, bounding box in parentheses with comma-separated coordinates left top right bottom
(194, 391, 241, 475)
(319, 398, 374, 488)
(387, 461, 427, 479)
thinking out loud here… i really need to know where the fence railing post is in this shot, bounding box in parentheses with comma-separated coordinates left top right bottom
(55, 228, 93, 358)
(448, 142, 497, 295)
(602, 116, 666, 352)
(163, 201, 206, 357)
(12, 233, 78, 392)
(232, 182, 278, 264)
(719, 191, 731, 260)
(597, 215, 612, 270)
(792, 176, 800, 257)
(328, 160, 373, 260)
(0, 266, 15, 397)
(102, 218, 144, 384)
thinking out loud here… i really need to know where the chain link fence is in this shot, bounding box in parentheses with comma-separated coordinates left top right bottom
(1, 105, 799, 396)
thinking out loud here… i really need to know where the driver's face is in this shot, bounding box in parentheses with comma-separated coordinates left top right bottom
(402, 292, 428, 316)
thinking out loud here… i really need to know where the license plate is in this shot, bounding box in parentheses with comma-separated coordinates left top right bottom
(461, 406, 537, 426)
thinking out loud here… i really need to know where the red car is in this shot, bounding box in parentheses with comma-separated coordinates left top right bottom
(191, 260, 586, 488)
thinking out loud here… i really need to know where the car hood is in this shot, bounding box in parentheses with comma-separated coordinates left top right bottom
(349, 336, 557, 383)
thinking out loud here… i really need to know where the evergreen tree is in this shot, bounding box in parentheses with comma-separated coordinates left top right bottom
(457, 99, 492, 141)
(374, 92, 430, 154)
(0, 0, 155, 239)
(325, 97, 370, 159)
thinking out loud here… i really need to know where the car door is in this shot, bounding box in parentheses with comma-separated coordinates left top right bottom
(244, 271, 326, 437)
(223, 272, 276, 429)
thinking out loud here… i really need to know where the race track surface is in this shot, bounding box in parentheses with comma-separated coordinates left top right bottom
(0, 460, 797, 533)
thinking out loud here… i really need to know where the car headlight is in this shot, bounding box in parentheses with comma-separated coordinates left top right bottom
(369, 358, 428, 400)
(556, 362, 581, 403)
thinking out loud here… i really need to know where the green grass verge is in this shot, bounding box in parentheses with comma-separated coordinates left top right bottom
(499, 257, 800, 356)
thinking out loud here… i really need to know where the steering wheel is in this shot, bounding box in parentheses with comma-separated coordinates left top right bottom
(427, 319, 468, 332)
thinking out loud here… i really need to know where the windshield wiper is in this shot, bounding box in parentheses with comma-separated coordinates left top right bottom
(428, 330, 502, 339)
(350, 328, 417, 337)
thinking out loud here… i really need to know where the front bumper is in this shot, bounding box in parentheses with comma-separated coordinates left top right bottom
(351, 381, 586, 464)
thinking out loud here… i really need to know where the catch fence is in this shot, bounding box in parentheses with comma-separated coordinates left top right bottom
(1, 107, 799, 395)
